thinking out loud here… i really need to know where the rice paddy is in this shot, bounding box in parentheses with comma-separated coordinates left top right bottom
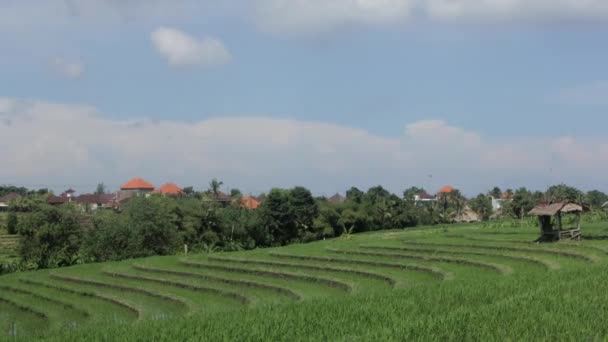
(3, 220, 608, 340)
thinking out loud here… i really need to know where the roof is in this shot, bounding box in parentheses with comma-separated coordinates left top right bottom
(328, 193, 345, 204)
(74, 194, 115, 205)
(529, 202, 583, 216)
(417, 191, 435, 200)
(158, 183, 182, 195)
(120, 178, 155, 190)
(0, 193, 22, 203)
(210, 191, 231, 202)
(438, 186, 454, 194)
(453, 206, 481, 223)
(48, 195, 69, 205)
(238, 196, 261, 209)
(501, 192, 514, 200)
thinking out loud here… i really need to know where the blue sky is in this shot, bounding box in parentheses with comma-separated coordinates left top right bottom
(1, 1, 608, 195)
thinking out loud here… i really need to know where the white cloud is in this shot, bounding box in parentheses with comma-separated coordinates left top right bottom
(150, 27, 232, 68)
(51, 58, 85, 79)
(1, 97, 607, 195)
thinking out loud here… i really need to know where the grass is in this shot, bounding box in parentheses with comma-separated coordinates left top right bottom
(3, 220, 608, 340)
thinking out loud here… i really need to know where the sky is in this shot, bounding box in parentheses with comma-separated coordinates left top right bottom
(1, 0, 608, 196)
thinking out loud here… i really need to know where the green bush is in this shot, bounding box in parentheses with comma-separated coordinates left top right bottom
(6, 211, 18, 235)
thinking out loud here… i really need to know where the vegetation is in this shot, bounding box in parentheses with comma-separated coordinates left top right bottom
(2, 220, 608, 340)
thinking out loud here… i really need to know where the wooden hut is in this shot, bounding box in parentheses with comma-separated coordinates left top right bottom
(528, 202, 583, 242)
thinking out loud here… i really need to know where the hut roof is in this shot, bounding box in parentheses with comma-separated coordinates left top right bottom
(528, 202, 583, 216)
(453, 206, 481, 223)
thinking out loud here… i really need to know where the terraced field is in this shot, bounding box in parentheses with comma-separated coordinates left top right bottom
(0, 233, 18, 264)
(2, 221, 608, 340)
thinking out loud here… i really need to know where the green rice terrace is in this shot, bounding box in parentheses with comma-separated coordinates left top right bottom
(3, 221, 608, 340)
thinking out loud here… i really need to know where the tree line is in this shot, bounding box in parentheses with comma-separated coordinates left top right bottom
(2, 182, 607, 273)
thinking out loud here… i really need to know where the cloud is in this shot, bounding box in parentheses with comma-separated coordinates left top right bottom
(150, 27, 232, 68)
(51, 58, 85, 79)
(1, 97, 607, 195)
(253, 0, 414, 35)
(555, 81, 608, 106)
(424, 0, 608, 21)
(3, 1, 608, 36)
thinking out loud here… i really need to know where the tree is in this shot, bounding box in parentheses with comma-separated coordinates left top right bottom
(230, 189, 242, 198)
(586, 190, 608, 209)
(469, 194, 492, 221)
(403, 187, 425, 201)
(209, 178, 224, 197)
(123, 196, 180, 256)
(94, 183, 106, 195)
(182, 186, 194, 196)
(546, 184, 583, 203)
(259, 189, 294, 245)
(18, 204, 83, 269)
(6, 212, 18, 235)
(289, 187, 320, 241)
(489, 187, 502, 198)
(447, 189, 466, 217)
(511, 187, 535, 218)
(345, 187, 364, 204)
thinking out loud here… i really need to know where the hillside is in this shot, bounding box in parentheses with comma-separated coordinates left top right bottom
(2, 221, 608, 340)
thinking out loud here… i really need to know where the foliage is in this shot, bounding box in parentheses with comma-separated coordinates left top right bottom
(94, 183, 106, 195)
(469, 194, 493, 221)
(586, 190, 608, 209)
(488, 186, 502, 198)
(546, 184, 583, 203)
(17, 204, 83, 269)
(6, 211, 18, 235)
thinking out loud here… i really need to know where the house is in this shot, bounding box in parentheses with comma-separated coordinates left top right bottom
(437, 185, 454, 194)
(491, 192, 514, 211)
(234, 196, 261, 209)
(414, 191, 435, 203)
(328, 193, 345, 204)
(73, 194, 116, 211)
(48, 195, 70, 206)
(0, 193, 21, 211)
(118, 178, 155, 203)
(157, 183, 183, 197)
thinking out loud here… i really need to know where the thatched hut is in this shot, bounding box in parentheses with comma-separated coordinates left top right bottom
(528, 202, 583, 242)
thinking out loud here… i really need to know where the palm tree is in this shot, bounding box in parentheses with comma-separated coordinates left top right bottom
(209, 178, 223, 198)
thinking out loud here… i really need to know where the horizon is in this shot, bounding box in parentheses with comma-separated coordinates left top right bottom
(2, 1, 608, 196)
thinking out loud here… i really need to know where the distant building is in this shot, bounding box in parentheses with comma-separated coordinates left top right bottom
(73, 194, 116, 211)
(328, 193, 345, 204)
(491, 192, 514, 211)
(437, 185, 454, 194)
(414, 191, 436, 203)
(157, 183, 183, 197)
(0, 193, 21, 211)
(118, 178, 155, 203)
(235, 196, 261, 209)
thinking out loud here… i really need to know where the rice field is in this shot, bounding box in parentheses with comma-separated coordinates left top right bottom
(0, 231, 18, 265)
(3, 220, 608, 341)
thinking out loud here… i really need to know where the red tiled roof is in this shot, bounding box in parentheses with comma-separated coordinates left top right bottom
(235, 196, 261, 209)
(120, 178, 155, 190)
(159, 183, 182, 195)
(438, 186, 454, 194)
